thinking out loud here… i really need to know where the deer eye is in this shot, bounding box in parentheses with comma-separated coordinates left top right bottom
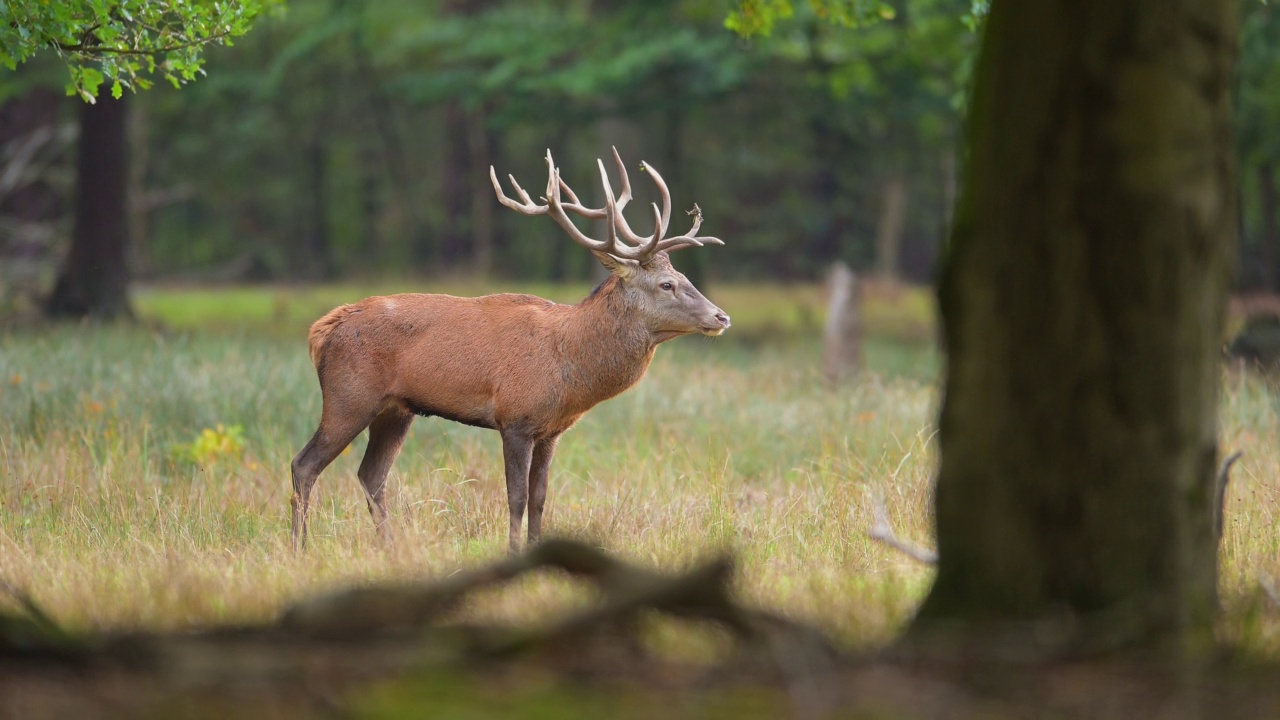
(660, 282, 674, 291)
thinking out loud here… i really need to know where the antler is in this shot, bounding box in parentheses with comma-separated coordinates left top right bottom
(490, 147, 723, 264)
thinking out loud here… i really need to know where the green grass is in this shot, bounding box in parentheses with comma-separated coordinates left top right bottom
(2, 280, 1279, 668)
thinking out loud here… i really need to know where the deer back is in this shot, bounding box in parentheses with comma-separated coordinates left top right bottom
(309, 280, 657, 437)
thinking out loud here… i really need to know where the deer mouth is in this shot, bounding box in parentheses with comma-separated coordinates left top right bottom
(699, 312, 730, 336)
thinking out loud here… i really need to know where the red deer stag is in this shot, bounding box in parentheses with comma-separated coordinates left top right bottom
(291, 147, 730, 551)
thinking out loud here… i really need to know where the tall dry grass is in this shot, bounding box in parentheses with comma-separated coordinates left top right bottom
(0, 282, 1276, 656)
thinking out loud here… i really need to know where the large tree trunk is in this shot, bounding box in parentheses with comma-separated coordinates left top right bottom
(912, 0, 1237, 658)
(46, 92, 133, 320)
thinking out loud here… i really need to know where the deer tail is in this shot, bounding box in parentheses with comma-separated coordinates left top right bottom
(308, 304, 356, 368)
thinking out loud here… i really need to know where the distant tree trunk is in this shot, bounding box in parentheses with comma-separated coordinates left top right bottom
(1259, 161, 1278, 290)
(46, 92, 133, 320)
(352, 4, 412, 266)
(360, 153, 380, 267)
(807, 115, 843, 269)
(823, 262, 862, 383)
(466, 106, 495, 276)
(439, 102, 471, 269)
(304, 135, 333, 279)
(873, 173, 907, 279)
(805, 22, 845, 272)
(0, 88, 64, 228)
(912, 0, 1236, 658)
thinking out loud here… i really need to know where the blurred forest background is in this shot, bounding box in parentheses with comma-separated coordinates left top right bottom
(7, 0, 963, 315)
(4, 0, 1280, 315)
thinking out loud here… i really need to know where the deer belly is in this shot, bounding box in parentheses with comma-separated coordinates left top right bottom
(402, 399, 496, 429)
(393, 361, 497, 429)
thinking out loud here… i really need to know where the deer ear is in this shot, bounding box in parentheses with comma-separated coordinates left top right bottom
(594, 252, 638, 278)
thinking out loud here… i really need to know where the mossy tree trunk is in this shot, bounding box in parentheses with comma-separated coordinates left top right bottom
(912, 0, 1237, 656)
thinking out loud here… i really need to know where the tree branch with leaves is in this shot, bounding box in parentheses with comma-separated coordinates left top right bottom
(0, 0, 283, 101)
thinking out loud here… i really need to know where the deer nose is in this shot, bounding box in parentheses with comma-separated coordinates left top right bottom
(715, 311, 731, 328)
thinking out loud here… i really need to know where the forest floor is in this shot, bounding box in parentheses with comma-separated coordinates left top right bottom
(3, 280, 1280, 718)
(7, 589, 1280, 719)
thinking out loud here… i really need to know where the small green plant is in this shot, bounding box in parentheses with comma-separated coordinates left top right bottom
(169, 423, 246, 467)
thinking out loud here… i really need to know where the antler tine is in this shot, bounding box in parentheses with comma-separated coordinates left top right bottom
(599, 159, 671, 261)
(542, 148, 609, 220)
(632, 202, 663, 259)
(639, 161, 672, 238)
(508, 174, 539, 207)
(655, 204, 724, 254)
(543, 148, 557, 199)
(542, 155, 613, 252)
(609, 146, 634, 211)
(592, 149, 650, 248)
(494, 148, 723, 263)
(597, 158, 625, 258)
(557, 176, 583, 207)
(686, 203, 703, 235)
(490, 166, 547, 215)
(657, 236, 724, 253)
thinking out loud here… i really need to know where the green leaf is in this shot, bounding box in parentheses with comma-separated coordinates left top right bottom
(80, 66, 104, 96)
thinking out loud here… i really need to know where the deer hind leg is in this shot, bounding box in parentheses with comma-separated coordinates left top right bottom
(291, 409, 374, 551)
(357, 407, 414, 544)
(499, 431, 535, 554)
(526, 435, 560, 546)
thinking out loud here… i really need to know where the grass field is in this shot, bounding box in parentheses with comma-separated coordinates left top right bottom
(1, 280, 1279, 663)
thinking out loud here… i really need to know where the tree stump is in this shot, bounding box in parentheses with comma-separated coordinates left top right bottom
(823, 262, 863, 384)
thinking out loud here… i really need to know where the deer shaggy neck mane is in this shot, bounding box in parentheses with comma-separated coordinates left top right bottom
(558, 274, 658, 412)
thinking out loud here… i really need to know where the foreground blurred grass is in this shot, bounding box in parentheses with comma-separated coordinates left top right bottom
(1, 280, 1279, 665)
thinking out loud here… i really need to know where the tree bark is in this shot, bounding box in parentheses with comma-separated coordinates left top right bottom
(940, 146, 957, 249)
(46, 91, 133, 320)
(912, 0, 1237, 658)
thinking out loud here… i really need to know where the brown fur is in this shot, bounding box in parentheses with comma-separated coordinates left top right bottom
(308, 304, 358, 367)
(290, 256, 730, 553)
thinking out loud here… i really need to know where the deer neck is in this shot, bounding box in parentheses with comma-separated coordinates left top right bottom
(560, 276, 657, 404)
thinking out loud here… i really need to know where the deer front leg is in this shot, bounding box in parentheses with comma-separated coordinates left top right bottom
(500, 431, 535, 554)
(527, 435, 560, 546)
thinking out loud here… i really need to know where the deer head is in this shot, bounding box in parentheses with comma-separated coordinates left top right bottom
(491, 148, 730, 341)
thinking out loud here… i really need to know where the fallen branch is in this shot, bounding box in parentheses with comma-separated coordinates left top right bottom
(1214, 450, 1244, 541)
(280, 538, 679, 634)
(0, 578, 60, 636)
(867, 491, 937, 565)
(3, 541, 844, 718)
